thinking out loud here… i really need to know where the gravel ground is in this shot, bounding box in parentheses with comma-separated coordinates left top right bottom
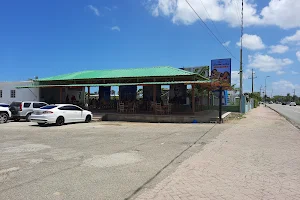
(0, 121, 232, 200)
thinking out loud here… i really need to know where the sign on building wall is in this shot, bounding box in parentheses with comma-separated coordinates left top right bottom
(180, 66, 209, 78)
(211, 58, 231, 86)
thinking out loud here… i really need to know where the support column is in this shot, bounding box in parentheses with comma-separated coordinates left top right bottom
(192, 84, 195, 114)
(153, 85, 156, 103)
(207, 90, 210, 109)
(60, 87, 62, 103)
(219, 87, 223, 123)
(153, 85, 156, 114)
(87, 86, 90, 106)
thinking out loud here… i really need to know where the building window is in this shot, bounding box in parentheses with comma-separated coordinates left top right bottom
(10, 90, 16, 98)
(0, 90, 2, 98)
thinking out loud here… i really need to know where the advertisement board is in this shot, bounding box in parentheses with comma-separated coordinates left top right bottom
(180, 66, 209, 78)
(211, 58, 231, 86)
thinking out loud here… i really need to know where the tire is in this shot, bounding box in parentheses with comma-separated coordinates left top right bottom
(13, 118, 20, 122)
(0, 112, 9, 123)
(9, 107, 18, 115)
(25, 113, 31, 122)
(85, 115, 92, 123)
(56, 116, 64, 126)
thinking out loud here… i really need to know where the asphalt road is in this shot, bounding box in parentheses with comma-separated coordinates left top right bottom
(0, 121, 232, 200)
(267, 104, 300, 127)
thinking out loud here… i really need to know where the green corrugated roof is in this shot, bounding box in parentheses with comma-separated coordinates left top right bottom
(38, 66, 196, 81)
(16, 80, 211, 88)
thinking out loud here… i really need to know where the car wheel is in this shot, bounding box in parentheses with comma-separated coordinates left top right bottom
(13, 118, 20, 122)
(56, 116, 64, 126)
(25, 113, 31, 122)
(85, 115, 92, 123)
(0, 112, 8, 123)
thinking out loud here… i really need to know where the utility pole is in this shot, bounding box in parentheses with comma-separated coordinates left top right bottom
(293, 89, 296, 101)
(260, 85, 262, 97)
(248, 68, 257, 94)
(265, 76, 270, 106)
(271, 89, 273, 99)
(239, 0, 244, 112)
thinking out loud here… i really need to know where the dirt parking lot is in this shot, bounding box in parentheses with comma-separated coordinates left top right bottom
(0, 121, 232, 200)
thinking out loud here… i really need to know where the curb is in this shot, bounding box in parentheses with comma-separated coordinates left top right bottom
(266, 105, 300, 130)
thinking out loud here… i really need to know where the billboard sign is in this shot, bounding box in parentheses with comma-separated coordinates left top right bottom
(211, 58, 231, 86)
(181, 66, 209, 78)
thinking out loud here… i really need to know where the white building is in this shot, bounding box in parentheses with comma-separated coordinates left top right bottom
(0, 81, 40, 104)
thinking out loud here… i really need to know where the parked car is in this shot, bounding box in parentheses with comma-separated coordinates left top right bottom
(290, 102, 297, 106)
(0, 106, 11, 123)
(0, 103, 9, 107)
(30, 104, 93, 126)
(9, 101, 48, 122)
(282, 102, 287, 105)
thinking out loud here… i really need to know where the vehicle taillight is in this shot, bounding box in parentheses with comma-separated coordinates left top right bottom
(43, 111, 53, 114)
(20, 104, 22, 111)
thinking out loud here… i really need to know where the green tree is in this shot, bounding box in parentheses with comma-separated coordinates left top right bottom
(286, 93, 291, 102)
(111, 90, 116, 97)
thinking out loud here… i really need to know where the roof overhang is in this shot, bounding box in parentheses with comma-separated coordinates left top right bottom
(16, 80, 211, 88)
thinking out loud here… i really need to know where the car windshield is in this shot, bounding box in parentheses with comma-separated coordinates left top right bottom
(40, 105, 57, 109)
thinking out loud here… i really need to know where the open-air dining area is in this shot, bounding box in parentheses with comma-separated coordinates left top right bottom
(17, 66, 229, 122)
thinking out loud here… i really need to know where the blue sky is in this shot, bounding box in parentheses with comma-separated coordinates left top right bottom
(0, 0, 299, 96)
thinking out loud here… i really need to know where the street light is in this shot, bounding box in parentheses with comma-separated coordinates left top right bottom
(265, 76, 270, 106)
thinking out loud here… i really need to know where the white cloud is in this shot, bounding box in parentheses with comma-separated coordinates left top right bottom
(223, 41, 230, 47)
(145, 0, 300, 29)
(231, 69, 252, 86)
(87, 5, 100, 16)
(145, 0, 261, 27)
(296, 51, 300, 62)
(111, 26, 121, 32)
(276, 71, 285, 75)
(105, 7, 112, 11)
(260, 0, 300, 29)
(272, 80, 300, 95)
(281, 30, 300, 44)
(236, 34, 265, 50)
(292, 71, 299, 75)
(268, 45, 289, 54)
(231, 70, 240, 86)
(248, 53, 293, 72)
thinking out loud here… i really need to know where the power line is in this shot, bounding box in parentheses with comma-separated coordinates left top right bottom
(198, 0, 227, 45)
(185, 0, 239, 62)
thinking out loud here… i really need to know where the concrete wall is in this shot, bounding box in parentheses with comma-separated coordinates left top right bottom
(0, 81, 39, 104)
(241, 96, 255, 113)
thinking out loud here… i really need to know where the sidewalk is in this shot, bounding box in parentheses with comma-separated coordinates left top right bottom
(135, 106, 300, 200)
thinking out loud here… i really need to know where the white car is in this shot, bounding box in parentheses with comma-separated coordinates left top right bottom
(0, 105, 12, 123)
(30, 104, 93, 126)
(290, 102, 297, 106)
